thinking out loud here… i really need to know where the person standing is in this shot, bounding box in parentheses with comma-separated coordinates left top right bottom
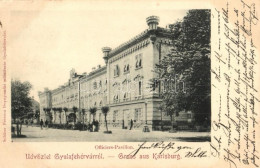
(45, 120, 48, 129)
(129, 119, 133, 130)
(96, 120, 99, 132)
(92, 119, 96, 132)
(40, 119, 43, 130)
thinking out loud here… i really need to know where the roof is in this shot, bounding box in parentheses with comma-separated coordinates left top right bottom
(81, 66, 107, 82)
(108, 27, 173, 58)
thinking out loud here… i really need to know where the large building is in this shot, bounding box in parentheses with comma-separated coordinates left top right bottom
(38, 16, 194, 130)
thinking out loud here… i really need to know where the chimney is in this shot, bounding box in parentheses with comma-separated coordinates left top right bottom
(102, 47, 112, 64)
(92, 67, 96, 71)
(97, 65, 101, 69)
(146, 16, 160, 30)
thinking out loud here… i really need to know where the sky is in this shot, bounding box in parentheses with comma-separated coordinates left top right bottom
(8, 1, 191, 102)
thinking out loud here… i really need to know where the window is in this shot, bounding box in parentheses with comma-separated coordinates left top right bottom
(113, 94, 119, 103)
(124, 64, 130, 73)
(99, 80, 102, 88)
(113, 110, 118, 122)
(134, 108, 142, 122)
(135, 54, 143, 69)
(114, 65, 120, 77)
(138, 81, 142, 96)
(123, 92, 129, 101)
(93, 81, 97, 89)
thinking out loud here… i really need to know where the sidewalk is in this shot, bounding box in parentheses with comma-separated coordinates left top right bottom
(12, 125, 210, 142)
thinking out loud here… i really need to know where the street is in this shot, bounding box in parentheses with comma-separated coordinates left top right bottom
(12, 125, 210, 142)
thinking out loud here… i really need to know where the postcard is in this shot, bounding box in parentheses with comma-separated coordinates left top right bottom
(0, 0, 259, 167)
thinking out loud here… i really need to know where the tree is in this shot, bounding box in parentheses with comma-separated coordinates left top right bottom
(101, 106, 110, 132)
(153, 9, 211, 129)
(89, 107, 97, 123)
(72, 106, 78, 125)
(11, 79, 33, 136)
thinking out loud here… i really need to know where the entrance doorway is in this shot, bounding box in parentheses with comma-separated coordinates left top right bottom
(123, 109, 133, 129)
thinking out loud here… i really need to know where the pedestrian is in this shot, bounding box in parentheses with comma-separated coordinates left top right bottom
(26, 120, 28, 127)
(40, 119, 43, 130)
(92, 119, 96, 132)
(129, 119, 133, 130)
(90, 123, 93, 132)
(45, 120, 48, 128)
(96, 120, 99, 132)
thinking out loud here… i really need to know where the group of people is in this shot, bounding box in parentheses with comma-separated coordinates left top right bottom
(87, 120, 99, 132)
(25, 119, 34, 127)
(38, 119, 134, 131)
(40, 119, 49, 129)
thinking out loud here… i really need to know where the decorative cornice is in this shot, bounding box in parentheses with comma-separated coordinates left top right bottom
(109, 29, 149, 57)
(108, 27, 173, 64)
(109, 38, 150, 64)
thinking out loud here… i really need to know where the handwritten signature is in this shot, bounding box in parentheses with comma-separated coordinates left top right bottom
(127, 141, 207, 158)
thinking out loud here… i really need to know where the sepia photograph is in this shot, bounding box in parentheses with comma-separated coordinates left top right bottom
(10, 9, 211, 142)
(1, 0, 259, 167)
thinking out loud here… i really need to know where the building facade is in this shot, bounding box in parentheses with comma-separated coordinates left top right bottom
(38, 16, 194, 130)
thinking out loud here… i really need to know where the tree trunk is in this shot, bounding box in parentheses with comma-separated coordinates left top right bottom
(105, 115, 108, 132)
(16, 123, 19, 136)
(92, 114, 95, 123)
(60, 112, 62, 125)
(54, 112, 56, 123)
(19, 123, 22, 135)
(170, 114, 173, 129)
(16, 123, 22, 136)
(82, 113, 85, 130)
(74, 112, 76, 125)
(160, 110, 163, 130)
(64, 112, 67, 124)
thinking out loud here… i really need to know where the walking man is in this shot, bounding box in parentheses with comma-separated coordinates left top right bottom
(45, 120, 48, 129)
(129, 119, 133, 130)
(40, 119, 43, 130)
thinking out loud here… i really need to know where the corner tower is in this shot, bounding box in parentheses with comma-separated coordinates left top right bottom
(102, 47, 112, 64)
